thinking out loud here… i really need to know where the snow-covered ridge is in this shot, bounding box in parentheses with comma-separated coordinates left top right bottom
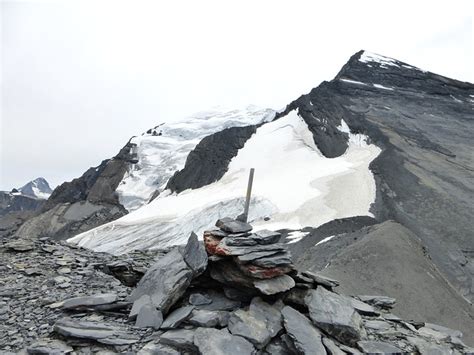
(70, 110, 381, 254)
(116, 105, 275, 211)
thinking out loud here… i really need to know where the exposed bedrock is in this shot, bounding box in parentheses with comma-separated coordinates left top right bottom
(166, 125, 257, 193)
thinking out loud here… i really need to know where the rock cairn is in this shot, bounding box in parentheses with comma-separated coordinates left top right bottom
(1, 218, 473, 354)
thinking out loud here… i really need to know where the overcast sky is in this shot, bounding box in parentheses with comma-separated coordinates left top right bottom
(1, 0, 473, 190)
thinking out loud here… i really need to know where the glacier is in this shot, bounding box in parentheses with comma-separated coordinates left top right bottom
(70, 109, 381, 254)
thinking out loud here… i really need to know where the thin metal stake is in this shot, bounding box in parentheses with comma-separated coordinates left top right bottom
(242, 168, 255, 223)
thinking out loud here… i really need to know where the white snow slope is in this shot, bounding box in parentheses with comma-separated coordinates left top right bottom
(70, 110, 381, 255)
(116, 105, 275, 211)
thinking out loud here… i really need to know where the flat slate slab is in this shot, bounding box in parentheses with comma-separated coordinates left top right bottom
(62, 293, 118, 310)
(228, 297, 283, 349)
(160, 329, 197, 352)
(135, 304, 163, 330)
(53, 318, 139, 345)
(129, 248, 193, 314)
(302, 271, 339, 288)
(305, 287, 364, 346)
(254, 275, 295, 295)
(358, 295, 396, 309)
(161, 305, 194, 329)
(216, 217, 253, 234)
(281, 306, 326, 355)
(357, 341, 403, 354)
(193, 327, 256, 355)
(182, 232, 208, 276)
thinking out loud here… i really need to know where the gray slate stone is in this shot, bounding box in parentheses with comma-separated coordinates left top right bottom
(182, 232, 208, 276)
(129, 248, 193, 314)
(161, 305, 194, 329)
(228, 298, 283, 348)
(226, 230, 281, 247)
(305, 287, 364, 346)
(357, 341, 403, 354)
(358, 295, 396, 309)
(217, 239, 286, 256)
(189, 293, 212, 305)
(194, 327, 256, 355)
(322, 337, 346, 355)
(251, 252, 293, 268)
(302, 271, 339, 288)
(349, 297, 378, 315)
(160, 329, 197, 352)
(61, 293, 117, 310)
(137, 342, 180, 355)
(188, 309, 229, 327)
(216, 217, 253, 233)
(254, 275, 295, 295)
(53, 318, 139, 345)
(27, 339, 73, 354)
(262, 336, 293, 355)
(281, 306, 327, 354)
(135, 304, 163, 330)
(129, 294, 153, 319)
(423, 322, 463, 339)
(236, 249, 281, 262)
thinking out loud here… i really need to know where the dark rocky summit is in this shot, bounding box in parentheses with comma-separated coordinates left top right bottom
(280, 50, 474, 305)
(1, 218, 472, 354)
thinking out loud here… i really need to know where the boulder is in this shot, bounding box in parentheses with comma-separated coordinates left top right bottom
(129, 248, 193, 314)
(161, 306, 194, 329)
(193, 327, 256, 355)
(216, 217, 252, 234)
(61, 293, 118, 310)
(254, 275, 295, 295)
(182, 232, 208, 276)
(305, 287, 364, 346)
(281, 306, 326, 354)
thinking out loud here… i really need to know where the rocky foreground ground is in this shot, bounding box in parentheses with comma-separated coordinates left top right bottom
(1, 218, 473, 354)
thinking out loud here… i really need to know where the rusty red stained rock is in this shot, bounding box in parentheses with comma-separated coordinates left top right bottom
(203, 233, 223, 255)
(238, 263, 293, 279)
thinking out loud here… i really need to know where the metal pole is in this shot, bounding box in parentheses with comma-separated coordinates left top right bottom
(242, 168, 255, 223)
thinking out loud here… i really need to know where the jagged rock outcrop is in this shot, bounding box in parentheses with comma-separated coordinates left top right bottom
(2, 219, 472, 354)
(12, 143, 137, 241)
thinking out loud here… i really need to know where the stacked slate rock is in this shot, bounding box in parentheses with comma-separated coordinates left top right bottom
(4, 218, 474, 354)
(204, 217, 296, 296)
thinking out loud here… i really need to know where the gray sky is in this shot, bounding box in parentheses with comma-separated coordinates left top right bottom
(1, 0, 473, 190)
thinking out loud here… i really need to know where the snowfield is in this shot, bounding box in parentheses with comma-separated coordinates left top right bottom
(70, 110, 381, 254)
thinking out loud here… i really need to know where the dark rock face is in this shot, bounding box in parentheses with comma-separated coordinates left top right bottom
(181, 232, 208, 276)
(166, 125, 257, 193)
(284, 51, 474, 304)
(0, 192, 44, 217)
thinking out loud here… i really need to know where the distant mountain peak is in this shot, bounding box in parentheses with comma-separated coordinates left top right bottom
(19, 177, 53, 200)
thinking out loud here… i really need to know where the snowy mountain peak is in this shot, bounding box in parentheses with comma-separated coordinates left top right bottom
(19, 177, 53, 200)
(116, 106, 276, 211)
